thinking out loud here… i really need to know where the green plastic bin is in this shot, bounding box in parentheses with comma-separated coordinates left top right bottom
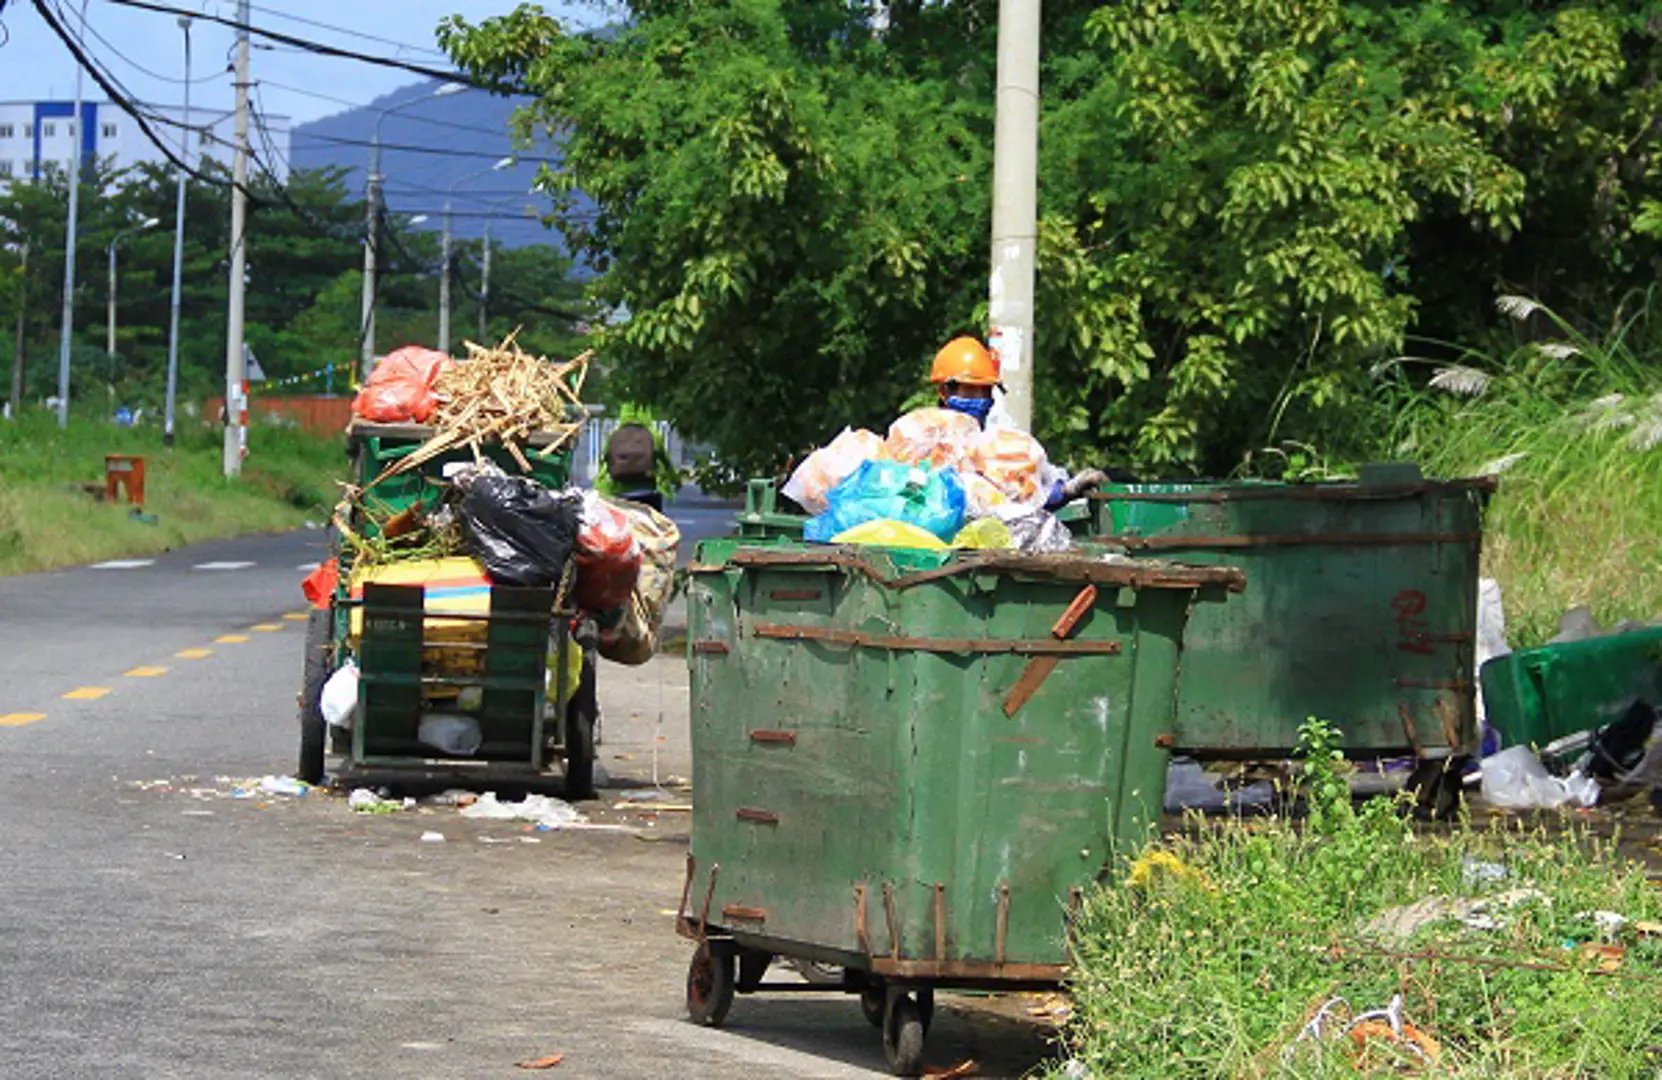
(1479, 628, 1662, 749)
(678, 540, 1242, 1070)
(1085, 464, 1495, 761)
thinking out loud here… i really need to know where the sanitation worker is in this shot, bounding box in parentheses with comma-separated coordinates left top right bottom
(928, 335, 1107, 506)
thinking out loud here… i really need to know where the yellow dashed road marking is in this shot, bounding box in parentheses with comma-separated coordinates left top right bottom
(175, 648, 213, 659)
(215, 635, 249, 644)
(0, 713, 47, 727)
(125, 667, 169, 678)
(283, 612, 310, 621)
(63, 687, 111, 700)
(250, 623, 283, 632)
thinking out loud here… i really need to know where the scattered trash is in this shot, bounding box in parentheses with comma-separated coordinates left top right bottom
(320, 662, 359, 730)
(1461, 858, 1509, 888)
(348, 788, 410, 814)
(1479, 746, 1598, 809)
(1549, 605, 1604, 645)
(425, 789, 479, 808)
(163, 852, 186, 861)
(417, 713, 484, 757)
(515, 1054, 565, 1070)
(616, 790, 673, 803)
(1365, 888, 1550, 942)
(1164, 759, 1274, 813)
(1576, 942, 1627, 973)
(923, 1060, 978, 1078)
(1061, 1061, 1088, 1080)
(257, 775, 309, 798)
(1578, 910, 1629, 940)
(1286, 994, 1441, 1067)
(460, 792, 587, 828)
(420, 831, 446, 843)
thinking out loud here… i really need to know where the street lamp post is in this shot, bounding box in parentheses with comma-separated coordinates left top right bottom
(55, 0, 92, 428)
(107, 217, 160, 364)
(164, 15, 192, 447)
(440, 156, 515, 355)
(360, 83, 466, 381)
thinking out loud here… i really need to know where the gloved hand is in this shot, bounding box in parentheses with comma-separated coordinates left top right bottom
(1061, 467, 1108, 500)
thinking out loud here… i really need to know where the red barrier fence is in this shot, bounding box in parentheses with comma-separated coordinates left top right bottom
(202, 394, 355, 437)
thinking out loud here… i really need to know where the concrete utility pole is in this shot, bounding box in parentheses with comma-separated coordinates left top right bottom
(223, 0, 251, 478)
(164, 15, 192, 448)
(9, 243, 26, 418)
(359, 139, 380, 382)
(108, 218, 159, 361)
(988, 0, 1041, 431)
(440, 156, 514, 354)
(56, 0, 93, 428)
(478, 225, 492, 344)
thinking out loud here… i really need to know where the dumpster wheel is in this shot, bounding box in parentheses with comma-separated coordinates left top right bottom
(882, 987, 929, 1076)
(295, 607, 331, 785)
(860, 983, 885, 1027)
(686, 941, 735, 1027)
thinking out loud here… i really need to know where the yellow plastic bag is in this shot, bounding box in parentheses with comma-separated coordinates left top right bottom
(832, 519, 949, 550)
(951, 518, 1013, 549)
(546, 635, 584, 710)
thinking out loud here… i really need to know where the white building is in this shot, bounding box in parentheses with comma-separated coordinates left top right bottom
(0, 100, 291, 186)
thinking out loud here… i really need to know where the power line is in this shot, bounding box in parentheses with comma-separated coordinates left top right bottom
(74, 8, 231, 85)
(258, 78, 518, 141)
(289, 131, 558, 163)
(101, 0, 482, 87)
(239, 1, 449, 60)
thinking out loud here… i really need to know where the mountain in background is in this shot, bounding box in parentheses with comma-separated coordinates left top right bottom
(289, 78, 572, 254)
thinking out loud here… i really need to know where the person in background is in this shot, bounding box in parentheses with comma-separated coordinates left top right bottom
(601, 422, 669, 511)
(929, 336, 1107, 506)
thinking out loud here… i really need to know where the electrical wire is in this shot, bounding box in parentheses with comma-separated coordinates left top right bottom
(258, 78, 522, 141)
(239, 1, 449, 60)
(102, 0, 481, 86)
(288, 130, 558, 163)
(74, 8, 229, 84)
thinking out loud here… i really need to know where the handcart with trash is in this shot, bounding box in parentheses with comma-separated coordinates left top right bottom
(295, 341, 679, 795)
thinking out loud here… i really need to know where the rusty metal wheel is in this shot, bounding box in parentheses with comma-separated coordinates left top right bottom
(686, 941, 735, 1027)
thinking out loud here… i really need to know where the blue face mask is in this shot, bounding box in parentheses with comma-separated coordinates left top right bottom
(944, 396, 993, 425)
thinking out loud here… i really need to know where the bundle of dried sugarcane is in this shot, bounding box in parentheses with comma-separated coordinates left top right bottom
(380, 333, 591, 480)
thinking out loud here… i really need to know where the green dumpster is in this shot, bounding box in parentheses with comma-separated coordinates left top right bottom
(1480, 628, 1662, 749)
(1084, 465, 1495, 773)
(678, 540, 1242, 1074)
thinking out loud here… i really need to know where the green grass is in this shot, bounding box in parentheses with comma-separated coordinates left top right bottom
(0, 413, 344, 575)
(1380, 292, 1662, 647)
(1058, 722, 1662, 1079)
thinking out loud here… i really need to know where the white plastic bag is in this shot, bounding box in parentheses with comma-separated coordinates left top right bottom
(417, 713, 483, 757)
(320, 661, 359, 730)
(782, 428, 884, 515)
(1480, 746, 1599, 809)
(459, 791, 586, 827)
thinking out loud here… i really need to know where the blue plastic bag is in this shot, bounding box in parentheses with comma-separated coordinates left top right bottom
(805, 460, 966, 542)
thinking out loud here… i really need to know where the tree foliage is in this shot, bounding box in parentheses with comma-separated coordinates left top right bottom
(446, 0, 1662, 479)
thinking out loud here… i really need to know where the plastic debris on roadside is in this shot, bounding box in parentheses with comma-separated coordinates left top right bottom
(418, 713, 484, 757)
(347, 788, 412, 814)
(574, 491, 643, 613)
(782, 427, 884, 515)
(454, 471, 581, 588)
(832, 519, 950, 550)
(320, 661, 359, 730)
(1480, 745, 1599, 809)
(351, 345, 451, 423)
(805, 460, 966, 543)
(951, 517, 1013, 550)
(258, 775, 309, 798)
(1164, 759, 1274, 813)
(883, 407, 981, 470)
(599, 498, 681, 666)
(460, 791, 588, 828)
(420, 831, 446, 843)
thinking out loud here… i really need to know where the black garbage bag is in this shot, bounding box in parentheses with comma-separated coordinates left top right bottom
(457, 474, 581, 588)
(1587, 699, 1657, 780)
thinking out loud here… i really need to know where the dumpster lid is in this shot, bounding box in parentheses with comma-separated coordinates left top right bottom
(1089, 472, 1496, 505)
(693, 545, 1246, 593)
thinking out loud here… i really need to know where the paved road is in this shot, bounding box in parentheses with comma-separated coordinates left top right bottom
(0, 519, 1051, 1079)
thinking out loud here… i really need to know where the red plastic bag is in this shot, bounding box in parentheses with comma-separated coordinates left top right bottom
(574, 492, 643, 613)
(351, 346, 451, 423)
(301, 558, 339, 609)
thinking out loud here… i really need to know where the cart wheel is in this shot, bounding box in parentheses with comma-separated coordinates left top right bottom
(296, 607, 331, 785)
(563, 655, 598, 800)
(882, 988, 927, 1077)
(860, 982, 886, 1028)
(737, 950, 772, 991)
(686, 941, 735, 1028)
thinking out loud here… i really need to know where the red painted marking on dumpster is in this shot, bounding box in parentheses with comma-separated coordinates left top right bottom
(1392, 589, 1437, 655)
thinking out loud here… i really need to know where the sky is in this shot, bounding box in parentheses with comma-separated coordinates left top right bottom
(0, 0, 602, 126)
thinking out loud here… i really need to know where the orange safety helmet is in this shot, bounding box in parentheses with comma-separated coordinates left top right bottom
(930, 336, 1000, 387)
